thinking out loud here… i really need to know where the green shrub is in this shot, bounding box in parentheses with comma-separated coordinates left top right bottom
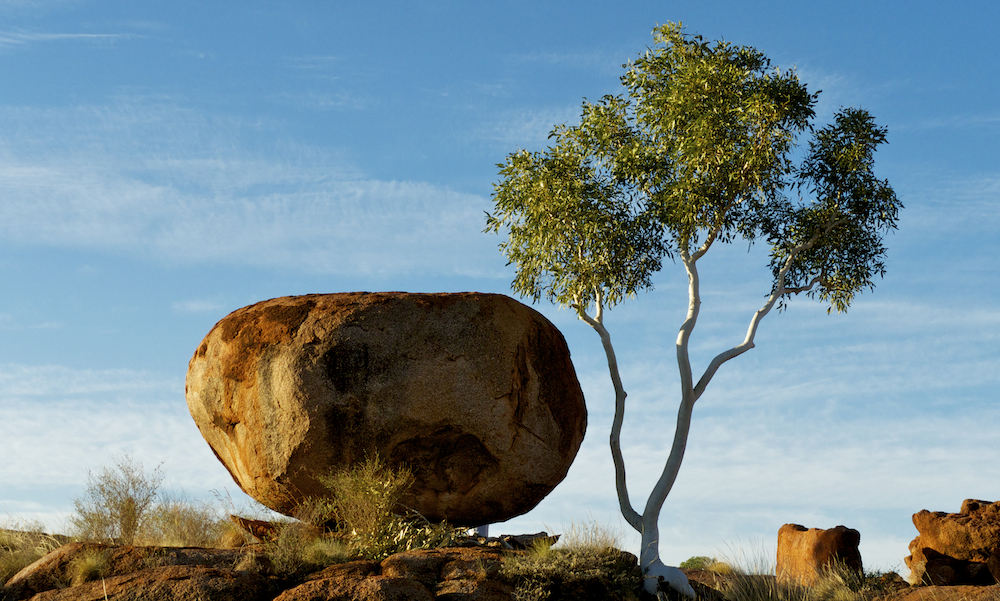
(681, 555, 717, 570)
(318, 454, 414, 543)
(69, 455, 163, 545)
(317, 454, 467, 561)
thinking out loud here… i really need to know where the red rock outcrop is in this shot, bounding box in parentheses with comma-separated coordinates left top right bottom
(186, 292, 587, 526)
(776, 524, 863, 585)
(905, 499, 1000, 586)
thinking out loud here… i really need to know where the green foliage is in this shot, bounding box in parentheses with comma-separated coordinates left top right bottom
(319, 454, 414, 544)
(680, 555, 717, 570)
(679, 555, 735, 573)
(486, 21, 900, 317)
(70, 455, 163, 545)
(501, 545, 642, 601)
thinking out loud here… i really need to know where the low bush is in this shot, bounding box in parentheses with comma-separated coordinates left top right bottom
(138, 494, 228, 548)
(69, 455, 163, 545)
(317, 454, 468, 561)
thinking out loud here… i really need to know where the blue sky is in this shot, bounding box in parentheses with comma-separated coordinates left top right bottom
(1, 0, 998, 576)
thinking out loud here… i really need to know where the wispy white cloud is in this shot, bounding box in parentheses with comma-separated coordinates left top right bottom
(0, 30, 140, 47)
(508, 49, 625, 77)
(0, 363, 242, 503)
(478, 106, 581, 149)
(0, 100, 502, 277)
(171, 299, 227, 313)
(268, 91, 367, 111)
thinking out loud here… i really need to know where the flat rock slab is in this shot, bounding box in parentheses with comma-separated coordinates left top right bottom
(186, 292, 587, 525)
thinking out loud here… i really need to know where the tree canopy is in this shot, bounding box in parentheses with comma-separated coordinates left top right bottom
(486, 22, 901, 600)
(486, 22, 900, 316)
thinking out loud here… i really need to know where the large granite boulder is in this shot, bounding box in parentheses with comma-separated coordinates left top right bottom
(905, 500, 1000, 586)
(776, 524, 862, 585)
(185, 292, 587, 525)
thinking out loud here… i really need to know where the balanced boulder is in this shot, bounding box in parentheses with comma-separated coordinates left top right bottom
(776, 524, 862, 585)
(905, 499, 1000, 585)
(185, 292, 587, 526)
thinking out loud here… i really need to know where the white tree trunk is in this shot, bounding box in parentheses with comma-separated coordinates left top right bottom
(573, 228, 828, 599)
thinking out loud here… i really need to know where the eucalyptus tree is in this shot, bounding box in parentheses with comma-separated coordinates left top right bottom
(485, 23, 900, 599)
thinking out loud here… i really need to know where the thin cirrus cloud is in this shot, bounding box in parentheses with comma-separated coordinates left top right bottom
(0, 30, 139, 47)
(0, 102, 499, 277)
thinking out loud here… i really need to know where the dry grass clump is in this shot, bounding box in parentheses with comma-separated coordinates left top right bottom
(501, 522, 641, 601)
(0, 520, 62, 585)
(69, 455, 235, 549)
(67, 547, 109, 586)
(718, 555, 903, 601)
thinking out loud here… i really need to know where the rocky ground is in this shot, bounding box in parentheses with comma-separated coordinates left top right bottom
(4, 539, 1000, 601)
(1, 539, 643, 601)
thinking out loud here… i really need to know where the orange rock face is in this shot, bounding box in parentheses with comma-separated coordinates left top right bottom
(776, 524, 862, 586)
(905, 499, 1000, 586)
(185, 292, 587, 525)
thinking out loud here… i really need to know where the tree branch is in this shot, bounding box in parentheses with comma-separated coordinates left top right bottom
(574, 291, 642, 531)
(690, 196, 740, 262)
(691, 217, 842, 399)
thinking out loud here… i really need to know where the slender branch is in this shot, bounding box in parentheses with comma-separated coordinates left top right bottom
(573, 290, 642, 530)
(691, 217, 843, 399)
(690, 196, 740, 262)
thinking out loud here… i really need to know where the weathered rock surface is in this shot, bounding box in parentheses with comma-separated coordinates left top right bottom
(277, 547, 512, 601)
(776, 524, 863, 585)
(2, 542, 253, 601)
(2, 543, 529, 601)
(26, 565, 279, 601)
(905, 499, 1000, 586)
(186, 292, 587, 525)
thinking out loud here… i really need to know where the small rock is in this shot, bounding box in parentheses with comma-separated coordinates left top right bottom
(776, 523, 862, 585)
